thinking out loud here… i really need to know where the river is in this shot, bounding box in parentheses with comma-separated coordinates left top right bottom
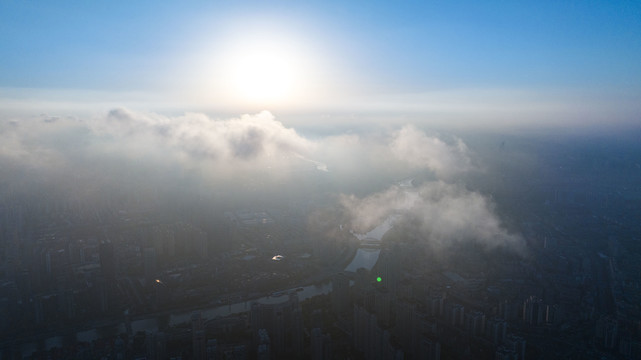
(19, 281, 333, 356)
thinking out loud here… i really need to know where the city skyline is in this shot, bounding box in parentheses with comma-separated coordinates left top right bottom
(1, 1, 641, 359)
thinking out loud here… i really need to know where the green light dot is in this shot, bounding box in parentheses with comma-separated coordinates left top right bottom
(376, 277, 382, 282)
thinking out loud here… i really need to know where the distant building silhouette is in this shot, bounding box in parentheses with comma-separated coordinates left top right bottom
(251, 293, 303, 358)
(310, 327, 331, 360)
(99, 241, 116, 281)
(192, 311, 206, 360)
(256, 329, 271, 360)
(143, 247, 157, 283)
(331, 272, 350, 316)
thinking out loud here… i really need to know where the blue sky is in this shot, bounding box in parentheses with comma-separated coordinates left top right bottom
(1, 1, 640, 127)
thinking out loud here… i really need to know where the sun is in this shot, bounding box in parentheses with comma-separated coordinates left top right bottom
(230, 45, 296, 103)
(190, 28, 327, 109)
(221, 37, 306, 106)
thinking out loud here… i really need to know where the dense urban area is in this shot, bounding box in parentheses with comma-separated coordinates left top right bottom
(1, 134, 641, 360)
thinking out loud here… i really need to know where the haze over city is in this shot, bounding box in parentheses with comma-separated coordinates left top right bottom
(1, 1, 640, 359)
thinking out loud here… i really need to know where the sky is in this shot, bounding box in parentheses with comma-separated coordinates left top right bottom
(2, 1, 640, 255)
(1, 0, 640, 129)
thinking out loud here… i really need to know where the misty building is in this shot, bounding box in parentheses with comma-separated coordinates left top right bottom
(353, 304, 404, 360)
(331, 272, 350, 316)
(192, 311, 206, 360)
(415, 315, 438, 338)
(445, 302, 465, 328)
(43, 248, 67, 286)
(250, 293, 303, 358)
(57, 289, 76, 320)
(427, 294, 444, 317)
(311, 309, 323, 330)
(207, 339, 219, 360)
(595, 315, 619, 350)
(33, 294, 44, 324)
(418, 336, 441, 360)
(464, 311, 486, 338)
(498, 299, 521, 322)
(486, 317, 507, 345)
(256, 329, 271, 360)
(522, 295, 546, 326)
(310, 327, 331, 360)
(99, 241, 116, 281)
(495, 346, 519, 360)
(374, 287, 392, 327)
(94, 276, 110, 313)
(148, 332, 167, 360)
(504, 334, 526, 360)
(219, 344, 247, 359)
(394, 300, 415, 352)
(353, 304, 376, 358)
(143, 247, 157, 282)
(0, 297, 10, 333)
(152, 225, 176, 259)
(193, 228, 209, 259)
(378, 248, 401, 292)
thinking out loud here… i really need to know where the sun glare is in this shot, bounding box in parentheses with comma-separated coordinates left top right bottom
(221, 37, 307, 106)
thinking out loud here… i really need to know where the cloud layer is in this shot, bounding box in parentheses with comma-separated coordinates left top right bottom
(0, 109, 314, 182)
(340, 182, 525, 253)
(1, 109, 524, 254)
(390, 125, 472, 179)
(337, 125, 523, 254)
(100, 108, 312, 165)
(0, 109, 323, 208)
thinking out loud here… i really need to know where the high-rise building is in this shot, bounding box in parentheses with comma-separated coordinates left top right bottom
(495, 346, 519, 360)
(251, 293, 303, 358)
(58, 289, 76, 319)
(498, 299, 520, 322)
(353, 304, 404, 360)
(378, 247, 401, 292)
(311, 309, 323, 330)
(353, 304, 372, 355)
(427, 294, 444, 317)
(446, 303, 465, 328)
(148, 332, 167, 360)
(418, 336, 441, 360)
(595, 315, 619, 350)
(207, 339, 218, 360)
(95, 276, 110, 313)
(394, 300, 415, 351)
(256, 329, 271, 360)
(192, 311, 206, 360)
(311, 328, 331, 360)
(99, 241, 116, 281)
(464, 311, 486, 338)
(522, 295, 545, 326)
(504, 334, 526, 360)
(143, 247, 157, 283)
(331, 272, 350, 316)
(374, 287, 391, 326)
(486, 317, 507, 345)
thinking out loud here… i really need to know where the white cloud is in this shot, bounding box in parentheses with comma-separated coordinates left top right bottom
(0, 110, 320, 200)
(1, 109, 525, 256)
(390, 125, 472, 179)
(99, 109, 312, 163)
(340, 182, 525, 254)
